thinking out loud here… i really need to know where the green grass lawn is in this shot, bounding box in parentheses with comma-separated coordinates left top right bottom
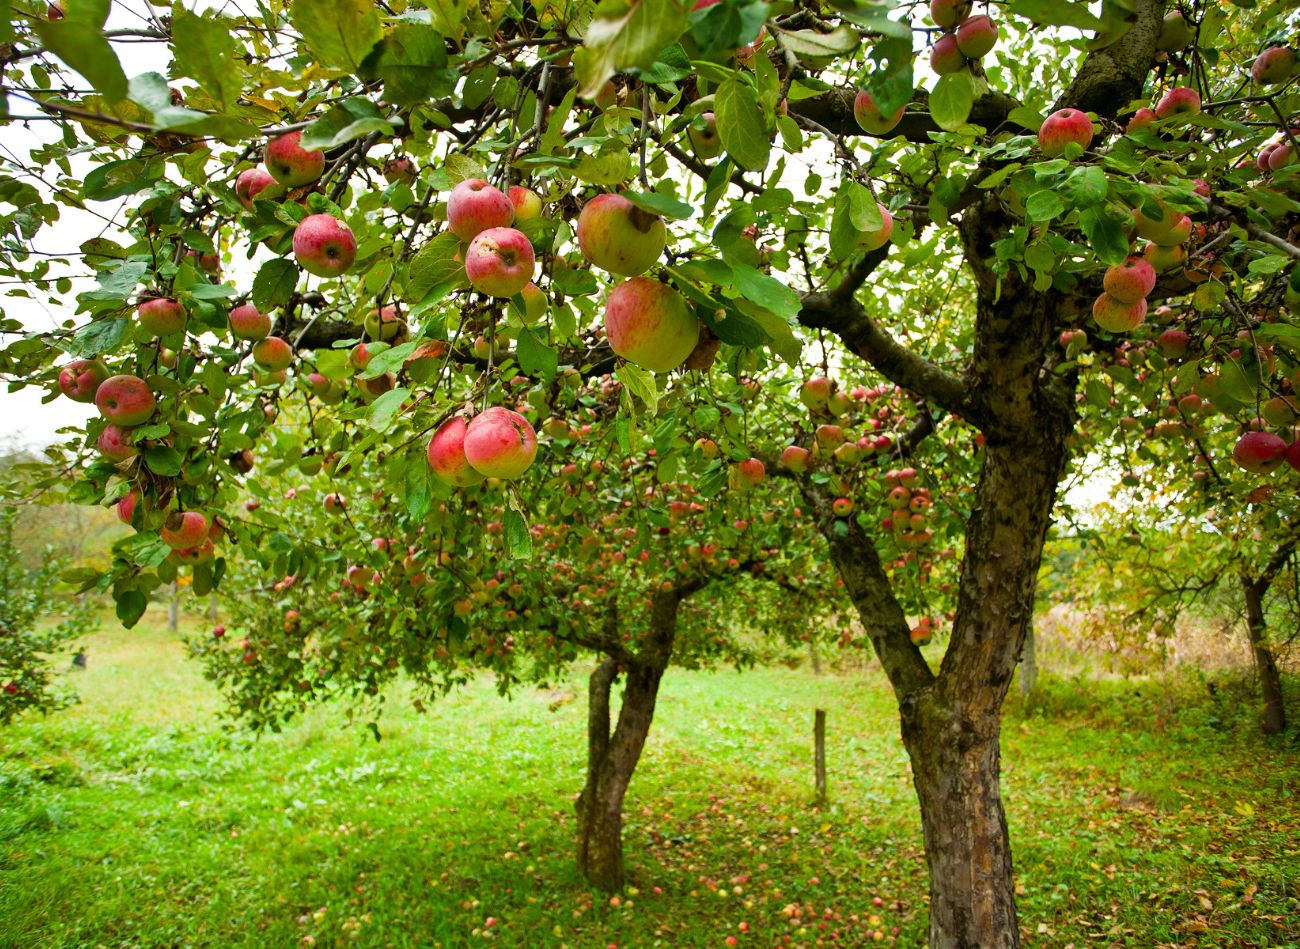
(1, 611, 1297, 949)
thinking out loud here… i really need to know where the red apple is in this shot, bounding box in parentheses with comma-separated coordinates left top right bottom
(853, 92, 905, 136)
(252, 336, 293, 371)
(465, 227, 535, 298)
(427, 416, 486, 487)
(577, 194, 667, 277)
(1233, 431, 1287, 473)
(930, 0, 971, 28)
(1037, 108, 1094, 158)
(731, 457, 765, 491)
(229, 303, 271, 341)
(801, 377, 833, 412)
(782, 446, 812, 472)
(97, 423, 136, 462)
(116, 490, 138, 524)
(95, 375, 155, 426)
(1143, 242, 1187, 271)
(955, 15, 998, 58)
(235, 167, 278, 208)
(1155, 87, 1201, 119)
(323, 493, 345, 513)
(264, 131, 324, 187)
(383, 156, 417, 184)
(161, 510, 211, 549)
(1157, 328, 1190, 357)
(447, 178, 514, 241)
(857, 204, 894, 252)
(1102, 257, 1156, 304)
(58, 359, 109, 403)
(603, 277, 700, 373)
(1126, 108, 1158, 134)
(508, 185, 543, 221)
(1092, 293, 1147, 333)
(930, 34, 966, 75)
(364, 305, 407, 342)
(169, 540, 215, 566)
(293, 214, 356, 278)
(832, 497, 855, 517)
(1252, 46, 1296, 86)
(463, 406, 538, 479)
(137, 298, 185, 337)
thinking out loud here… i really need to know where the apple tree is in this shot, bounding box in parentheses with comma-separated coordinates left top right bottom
(4, 0, 1300, 944)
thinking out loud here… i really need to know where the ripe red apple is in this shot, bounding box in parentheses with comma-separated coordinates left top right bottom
(1252, 46, 1296, 86)
(577, 194, 667, 277)
(252, 336, 293, 371)
(832, 497, 855, 516)
(1233, 431, 1287, 474)
(463, 406, 538, 479)
(115, 490, 138, 524)
(1268, 142, 1295, 171)
(97, 423, 136, 462)
(364, 305, 407, 341)
(383, 156, 417, 184)
(603, 277, 700, 372)
(137, 298, 185, 337)
(427, 416, 486, 487)
(694, 437, 720, 459)
(857, 204, 894, 252)
(264, 131, 324, 186)
(1286, 440, 1300, 474)
(1152, 214, 1192, 247)
(929, 0, 971, 28)
(58, 358, 109, 403)
(1092, 293, 1147, 333)
(229, 303, 271, 340)
(508, 185, 543, 221)
(1102, 257, 1156, 304)
(1155, 87, 1201, 119)
(853, 92, 905, 136)
(95, 375, 155, 426)
(1156, 328, 1190, 357)
(293, 214, 357, 278)
(465, 227, 535, 298)
(1126, 108, 1158, 134)
(687, 112, 722, 158)
(782, 446, 812, 472)
(447, 178, 514, 241)
(930, 34, 966, 75)
(161, 510, 211, 549)
(235, 167, 278, 208)
(731, 457, 765, 491)
(1037, 109, 1093, 158)
(955, 15, 998, 58)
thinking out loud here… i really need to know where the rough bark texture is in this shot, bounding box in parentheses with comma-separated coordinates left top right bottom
(1240, 573, 1288, 736)
(574, 590, 684, 891)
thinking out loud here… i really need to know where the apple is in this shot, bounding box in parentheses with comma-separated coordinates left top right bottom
(512, 282, 548, 321)
(427, 416, 486, 487)
(930, 34, 966, 75)
(1155, 87, 1201, 119)
(235, 167, 278, 208)
(694, 437, 720, 459)
(832, 497, 855, 517)
(169, 540, 214, 566)
(1252, 46, 1296, 86)
(264, 131, 324, 186)
(1133, 202, 1179, 241)
(687, 112, 722, 158)
(1268, 143, 1296, 171)
(95, 375, 155, 426)
(930, 0, 971, 28)
(508, 185, 543, 221)
(1143, 241, 1187, 271)
(465, 227, 535, 297)
(293, 214, 357, 278)
(116, 490, 138, 524)
(229, 303, 271, 340)
(58, 359, 109, 402)
(1092, 293, 1147, 333)
(910, 624, 933, 646)
(383, 156, 417, 184)
(252, 336, 293, 371)
(782, 446, 812, 472)
(827, 390, 852, 416)
(1286, 440, 1300, 474)
(815, 423, 846, 450)
(857, 204, 894, 252)
(1126, 108, 1158, 134)
(731, 457, 765, 491)
(212, 625, 225, 639)
(186, 250, 220, 274)
(1156, 11, 1192, 52)
(1152, 214, 1192, 247)
(356, 373, 395, 400)
(323, 493, 345, 514)
(161, 510, 211, 549)
(364, 305, 407, 342)
(834, 442, 863, 465)
(1037, 109, 1093, 158)
(603, 277, 700, 372)
(97, 423, 136, 462)
(229, 449, 255, 473)
(463, 406, 538, 479)
(1157, 328, 1190, 357)
(853, 92, 905, 136)
(137, 298, 185, 337)
(1233, 431, 1287, 473)
(800, 377, 833, 413)
(577, 194, 667, 277)
(447, 179, 514, 240)
(1102, 257, 1157, 304)
(955, 15, 998, 58)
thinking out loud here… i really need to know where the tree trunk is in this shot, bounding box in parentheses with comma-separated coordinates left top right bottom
(813, 708, 827, 807)
(1018, 623, 1037, 698)
(1241, 573, 1286, 735)
(809, 637, 822, 675)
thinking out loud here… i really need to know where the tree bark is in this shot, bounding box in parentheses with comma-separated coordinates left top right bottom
(574, 590, 682, 890)
(1019, 623, 1037, 698)
(1240, 573, 1287, 735)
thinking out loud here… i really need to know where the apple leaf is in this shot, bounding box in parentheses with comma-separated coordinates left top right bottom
(616, 363, 659, 414)
(1079, 206, 1130, 266)
(291, 0, 381, 70)
(144, 446, 183, 477)
(503, 507, 533, 561)
(405, 233, 467, 303)
(573, 0, 689, 99)
(517, 326, 558, 380)
(732, 264, 801, 318)
(1008, 0, 1103, 29)
(170, 5, 244, 110)
(929, 72, 974, 131)
(252, 259, 299, 313)
(114, 589, 148, 629)
(360, 24, 456, 105)
(715, 79, 770, 172)
(574, 151, 633, 185)
(366, 386, 410, 432)
(772, 25, 860, 58)
(624, 191, 694, 220)
(31, 0, 127, 101)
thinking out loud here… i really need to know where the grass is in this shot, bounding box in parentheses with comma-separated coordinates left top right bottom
(0, 610, 1297, 949)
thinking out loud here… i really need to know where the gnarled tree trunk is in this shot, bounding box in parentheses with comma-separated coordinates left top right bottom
(1241, 572, 1287, 735)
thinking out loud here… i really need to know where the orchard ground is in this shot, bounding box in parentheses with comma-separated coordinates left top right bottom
(1, 609, 1297, 949)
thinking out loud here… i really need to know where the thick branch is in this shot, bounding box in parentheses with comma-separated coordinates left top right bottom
(1058, 0, 1166, 118)
(789, 87, 1026, 142)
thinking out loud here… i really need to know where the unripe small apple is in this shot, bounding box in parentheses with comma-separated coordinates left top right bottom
(264, 131, 324, 187)
(323, 493, 345, 514)
(1156, 11, 1192, 52)
(463, 406, 538, 479)
(447, 179, 514, 241)
(1092, 293, 1147, 333)
(465, 227, 535, 298)
(293, 214, 356, 278)
(857, 204, 893, 252)
(229, 303, 271, 340)
(694, 437, 720, 459)
(1037, 109, 1093, 158)
(955, 15, 998, 58)
(58, 359, 109, 403)
(577, 194, 667, 277)
(252, 336, 293, 371)
(511, 282, 548, 322)
(427, 416, 486, 487)
(853, 92, 905, 136)
(95, 375, 155, 426)
(364, 305, 407, 342)
(137, 298, 185, 337)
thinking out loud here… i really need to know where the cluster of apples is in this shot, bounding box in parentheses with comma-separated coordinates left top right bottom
(1125, 86, 1203, 134)
(446, 178, 543, 298)
(880, 467, 935, 548)
(426, 407, 539, 487)
(928, 0, 999, 76)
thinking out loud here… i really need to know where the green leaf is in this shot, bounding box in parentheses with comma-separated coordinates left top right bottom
(405, 455, 434, 521)
(733, 265, 800, 318)
(144, 446, 183, 476)
(1065, 165, 1108, 206)
(773, 25, 860, 58)
(359, 24, 455, 105)
(83, 159, 162, 201)
(367, 386, 409, 432)
(573, 0, 690, 99)
(503, 507, 533, 561)
(31, 0, 127, 101)
(517, 326, 558, 379)
(300, 103, 394, 149)
(1008, 0, 1102, 30)
(405, 232, 467, 303)
(115, 589, 148, 628)
(291, 0, 382, 70)
(715, 79, 770, 172)
(616, 363, 659, 414)
(641, 43, 693, 85)
(171, 6, 244, 109)
(625, 191, 694, 220)
(574, 151, 633, 185)
(1025, 190, 1065, 222)
(71, 318, 128, 357)
(252, 259, 298, 313)
(930, 72, 974, 131)
(1079, 207, 1130, 266)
